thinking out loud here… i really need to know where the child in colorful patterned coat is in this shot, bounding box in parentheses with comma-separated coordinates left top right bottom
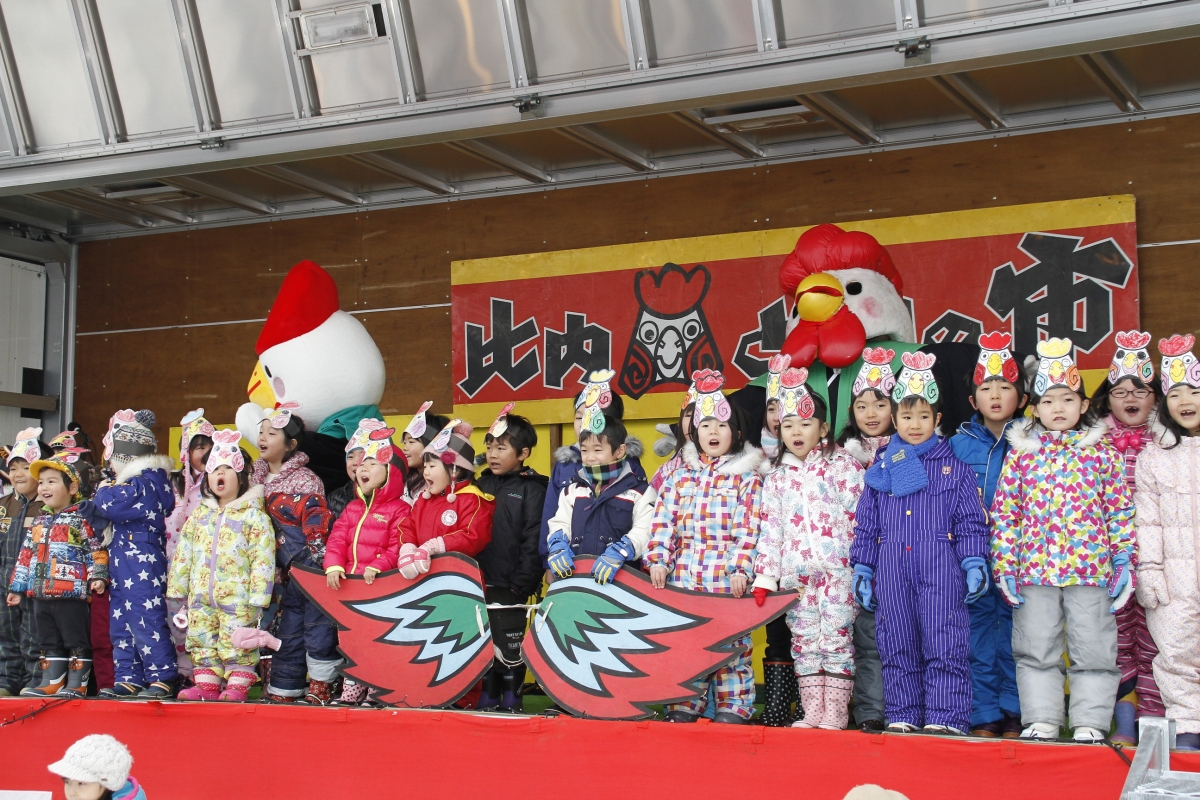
(323, 419, 408, 706)
(753, 367, 865, 730)
(949, 332, 1028, 739)
(250, 405, 338, 704)
(91, 410, 178, 699)
(837, 347, 900, 732)
(992, 337, 1135, 742)
(1133, 334, 1200, 750)
(7, 449, 107, 697)
(849, 351, 990, 735)
(644, 369, 763, 724)
(168, 430, 275, 701)
(1090, 330, 1164, 744)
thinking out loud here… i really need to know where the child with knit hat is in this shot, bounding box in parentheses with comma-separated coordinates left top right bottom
(6, 448, 107, 697)
(0, 427, 48, 695)
(48, 734, 147, 800)
(397, 420, 494, 579)
(91, 410, 178, 699)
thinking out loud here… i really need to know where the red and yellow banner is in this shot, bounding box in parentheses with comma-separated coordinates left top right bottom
(452, 196, 1138, 423)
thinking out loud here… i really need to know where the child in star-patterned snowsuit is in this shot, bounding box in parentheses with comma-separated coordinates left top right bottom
(93, 414, 178, 699)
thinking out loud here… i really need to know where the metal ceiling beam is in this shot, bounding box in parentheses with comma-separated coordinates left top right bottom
(618, 0, 654, 71)
(345, 152, 455, 195)
(0, 229, 71, 263)
(0, 0, 1196, 193)
(35, 191, 153, 229)
(253, 164, 363, 205)
(272, 0, 318, 119)
(497, 0, 535, 90)
(927, 73, 1007, 129)
(797, 92, 881, 144)
(67, 0, 125, 145)
(1076, 51, 1144, 112)
(380, 0, 423, 104)
(70, 189, 194, 224)
(167, 0, 220, 133)
(0, 7, 29, 156)
(555, 125, 654, 172)
(0, 205, 68, 235)
(672, 110, 764, 158)
(163, 176, 276, 215)
(446, 139, 553, 183)
(752, 0, 784, 52)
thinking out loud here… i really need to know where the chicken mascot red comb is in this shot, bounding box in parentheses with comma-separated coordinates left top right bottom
(779, 224, 913, 368)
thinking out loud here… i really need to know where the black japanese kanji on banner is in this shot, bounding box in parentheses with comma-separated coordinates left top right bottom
(733, 298, 789, 379)
(543, 312, 612, 390)
(458, 298, 541, 398)
(922, 310, 984, 346)
(986, 233, 1133, 354)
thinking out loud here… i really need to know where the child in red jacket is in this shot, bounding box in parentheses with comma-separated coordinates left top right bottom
(398, 421, 494, 579)
(323, 419, 409, 705)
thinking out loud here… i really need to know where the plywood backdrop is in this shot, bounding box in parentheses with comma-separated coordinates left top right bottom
(74, 115, 1200, 452)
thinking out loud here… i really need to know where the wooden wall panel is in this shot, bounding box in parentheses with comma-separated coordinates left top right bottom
(73, 114, 1200, 447)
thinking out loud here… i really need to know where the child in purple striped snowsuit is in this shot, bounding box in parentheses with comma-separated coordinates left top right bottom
(849, 352, 990, 734)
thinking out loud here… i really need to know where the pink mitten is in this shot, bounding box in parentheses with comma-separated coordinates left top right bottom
(423, 536, 445, 555)
(398, 542, 420, 580)
(231, 627, 282, 651)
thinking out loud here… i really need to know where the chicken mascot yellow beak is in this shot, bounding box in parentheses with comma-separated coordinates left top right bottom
(247, 360, 278, 409)
(795, 273, 845, 323)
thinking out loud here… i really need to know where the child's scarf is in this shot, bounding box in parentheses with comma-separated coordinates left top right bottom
(865, 436, 940, 497)
(582, 458, 625, 493)
(760, 428, 779, 460)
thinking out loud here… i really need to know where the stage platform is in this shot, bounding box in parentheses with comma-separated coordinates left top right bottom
(1, 698, 1190, 799)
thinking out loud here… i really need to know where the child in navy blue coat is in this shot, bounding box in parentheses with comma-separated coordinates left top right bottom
(92, 410, 178, 698)
(949, 332, 1027, 738)
(545, 413, 653, 585)
(849, 352, 989, 734)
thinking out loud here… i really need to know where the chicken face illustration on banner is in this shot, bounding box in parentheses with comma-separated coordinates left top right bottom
(522, 558, 796, 720)
(289, 556, 493, 708)
(618, 263, 722, 399)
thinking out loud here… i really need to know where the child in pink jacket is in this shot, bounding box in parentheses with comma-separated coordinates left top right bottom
(323, 420, 409, 705)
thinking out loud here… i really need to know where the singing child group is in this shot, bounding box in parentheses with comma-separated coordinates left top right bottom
(3, 328, 1199, 747)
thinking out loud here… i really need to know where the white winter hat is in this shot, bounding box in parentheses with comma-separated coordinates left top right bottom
(47, 734, 132, 790)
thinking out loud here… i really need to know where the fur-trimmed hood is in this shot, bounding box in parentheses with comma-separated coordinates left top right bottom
(680, 441, 766, 476)
(842, 435, 890, 467)
(1006, 418, 1108, 454)
(113, 454, 174, 485)
(554, 435, 644, 464)
(201, 482, 264, 511)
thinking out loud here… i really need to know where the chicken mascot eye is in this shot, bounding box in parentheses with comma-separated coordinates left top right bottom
(682, 319, 701, 341)
(845, 281, 863, 296)
(639, 320, 659, 345)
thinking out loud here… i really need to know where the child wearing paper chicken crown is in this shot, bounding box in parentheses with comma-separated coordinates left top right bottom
(849, 351, 990, 735)
(396, 420, 494, 579)
(7, 448, 108, 698)
(167, 430, 275, 702)
(399, 402, 451, 506)
(991, 337, 1135, 742)
(1131, 334, 1200, 750)
(322, 418, 409, 706)
(1089, 331, 1164, 744)
(644, 369, 764, 724)
(949, 332, 1028, 739)
(753, 363, 865, 730)
(0, 427, 49, 696)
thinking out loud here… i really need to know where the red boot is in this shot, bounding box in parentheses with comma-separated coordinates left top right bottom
(177, 668, 221, 701)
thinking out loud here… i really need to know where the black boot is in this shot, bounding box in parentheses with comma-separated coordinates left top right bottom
(21, 654, 68, 697)
(58, 656, 91, 698)
(499, 668, 523, 714)
(477, 667, 501, 711)
(761, 662, 797, 727)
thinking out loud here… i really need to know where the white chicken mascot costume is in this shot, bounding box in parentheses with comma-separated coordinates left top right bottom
(236, 259, 386, 488)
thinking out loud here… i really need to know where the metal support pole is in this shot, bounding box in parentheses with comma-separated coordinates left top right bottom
(895, 0, 923, 31)
(272, 0, 319, 118)
(168, 0, 220, 132)
(751, 0, 784, 52)
(41, 248, 77, 434)
(66, 0, 125, 145)
(619, 0, 654, 71)
(0, 5, 29, 155)
(497, 0, 535, 89)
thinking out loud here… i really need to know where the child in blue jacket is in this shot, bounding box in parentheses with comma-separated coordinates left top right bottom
(949, 332, 1027, 738)
(92, 410, 178, 699)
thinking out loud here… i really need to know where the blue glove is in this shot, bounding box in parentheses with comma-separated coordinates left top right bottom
(546, 531, 576, 579)
(852, 564, 877, 612)
(962, 557, 990, 605)
(592, 536, 636, 585)
(1108, 552, 1135, 614)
